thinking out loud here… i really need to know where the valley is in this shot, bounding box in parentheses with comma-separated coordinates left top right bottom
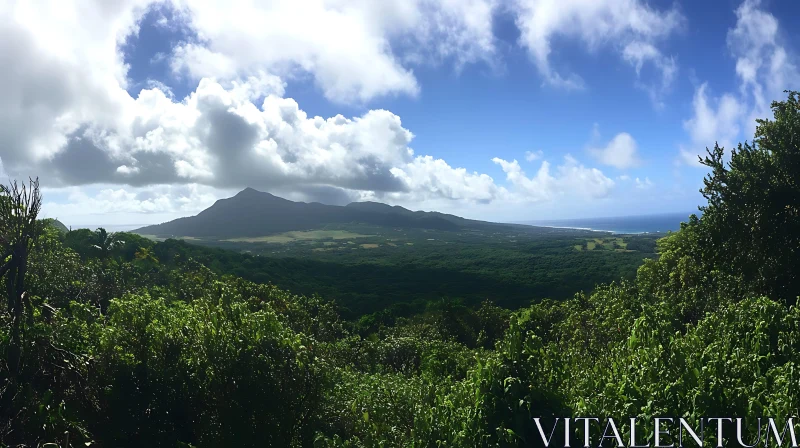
(130, 201, 663, 317)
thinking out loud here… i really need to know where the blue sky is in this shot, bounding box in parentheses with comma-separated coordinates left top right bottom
(3, 0, 799, 225)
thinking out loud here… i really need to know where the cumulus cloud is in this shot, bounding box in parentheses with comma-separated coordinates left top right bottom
(683, 84, 743, 149)
(679, 0, 799, 166)
(588, 132, 640, 169)
(0, 0, 146, 170)
(390, 156, 505, 203)
(492, 158, 557, 202)
(0, 0, 502, 206)
(169, 0, 500, 103)
(31, 76, 513, 204)
(3, 0, 625, 222)
(679, 83, 742, 166)
(492, 155, 614, 201)
(524, 150, 543, 161)
(512, 0, 683, 99)
(42, 184, 222, 225)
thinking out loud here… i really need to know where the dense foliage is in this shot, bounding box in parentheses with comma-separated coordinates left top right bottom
(137, 229, 658, 318)
(2, 92, 800, 447)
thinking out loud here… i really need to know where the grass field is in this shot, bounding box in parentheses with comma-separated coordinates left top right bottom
(223, 230, 373, 243)
(139, 235, 201, 242)
(574, 237, 628, 251)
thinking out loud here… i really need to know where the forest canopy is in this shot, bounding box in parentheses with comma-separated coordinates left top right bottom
(1, 92, 800, 447)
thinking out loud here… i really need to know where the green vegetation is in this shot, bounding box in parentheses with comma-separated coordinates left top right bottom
(223, 229, 374, 243)
(41, 218, 68, 234)
(574, 237, 629, 251)
(2, 92, 800, 447)
(130, 226, 658, 318)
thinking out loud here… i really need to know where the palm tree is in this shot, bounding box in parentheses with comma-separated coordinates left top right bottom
(92, 227, 124, 260)
(0, 178, 41, 398)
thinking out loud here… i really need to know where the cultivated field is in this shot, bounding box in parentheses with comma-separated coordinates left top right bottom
(222, 230, 373, 243)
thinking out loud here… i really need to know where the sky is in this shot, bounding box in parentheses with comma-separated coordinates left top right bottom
(1, 0, 798, 227)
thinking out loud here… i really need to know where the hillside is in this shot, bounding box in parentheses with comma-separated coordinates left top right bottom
(134, 188, 511, 238)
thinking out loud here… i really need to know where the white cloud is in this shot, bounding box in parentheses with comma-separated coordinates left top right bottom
(169, 0, 500, 103)
(145, 80, 175, 99)
(512, 0, 683, 99)
(622, 41, 678, 108)
(727, 0, 800, 136)
(0, 0, 500, 206)
(556, 155, 616, 198)
(492, 155, 614, 201)
(42, 184, 223, 226)
(85, 76, 506, 203)
(679, 0, 799, 166)
(679, 83, 743, 166)
(492, 158, 557, 202)
(588, 132, 640, 169)
(524, 150, 543, 161)
(617, 174, 630, 181)
(634, 176, 653, 189)
(683, 83, 743, 148)
(390, 156, 506, 203)
(0, 0, 147, 168)
(2, 0, 626, 222)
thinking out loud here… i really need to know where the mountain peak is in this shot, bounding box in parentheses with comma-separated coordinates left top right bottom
(231, 187, 286, 202)
(134, 189, 497, 238)
(236, 187, 265, 196)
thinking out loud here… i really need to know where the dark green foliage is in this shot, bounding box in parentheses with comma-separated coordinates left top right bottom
(92, 291, 323, 447)
(690, 91, 800, 305)
(624, 235, 657, 253)
(40, 218, 68, 234)
(132, 230, 655, 317)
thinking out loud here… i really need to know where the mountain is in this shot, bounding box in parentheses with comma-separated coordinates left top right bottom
(133, 188, 508, 238)
(344, 201, 509, 230)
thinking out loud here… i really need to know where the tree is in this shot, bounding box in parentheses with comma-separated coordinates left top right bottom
(92, 227, 124, 260)
(133, 246, 159, 271)
(0, 178, 42, 436)
(696, 90, 800, 305)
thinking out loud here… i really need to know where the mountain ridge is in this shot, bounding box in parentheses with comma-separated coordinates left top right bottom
(134, 188, 510, 238)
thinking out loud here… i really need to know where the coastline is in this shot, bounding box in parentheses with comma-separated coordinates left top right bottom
(517, 211, 693, 235)
(528, 224, 667, 235)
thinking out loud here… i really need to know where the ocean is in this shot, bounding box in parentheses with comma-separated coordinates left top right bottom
(68, 212, 696, 236)
(521, 211, 698, 235)
(65, 224, 146, 232)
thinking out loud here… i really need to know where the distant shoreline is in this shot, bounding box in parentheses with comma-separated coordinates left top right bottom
(528, 224, 668, 235)
(518, 211, 694, 235)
